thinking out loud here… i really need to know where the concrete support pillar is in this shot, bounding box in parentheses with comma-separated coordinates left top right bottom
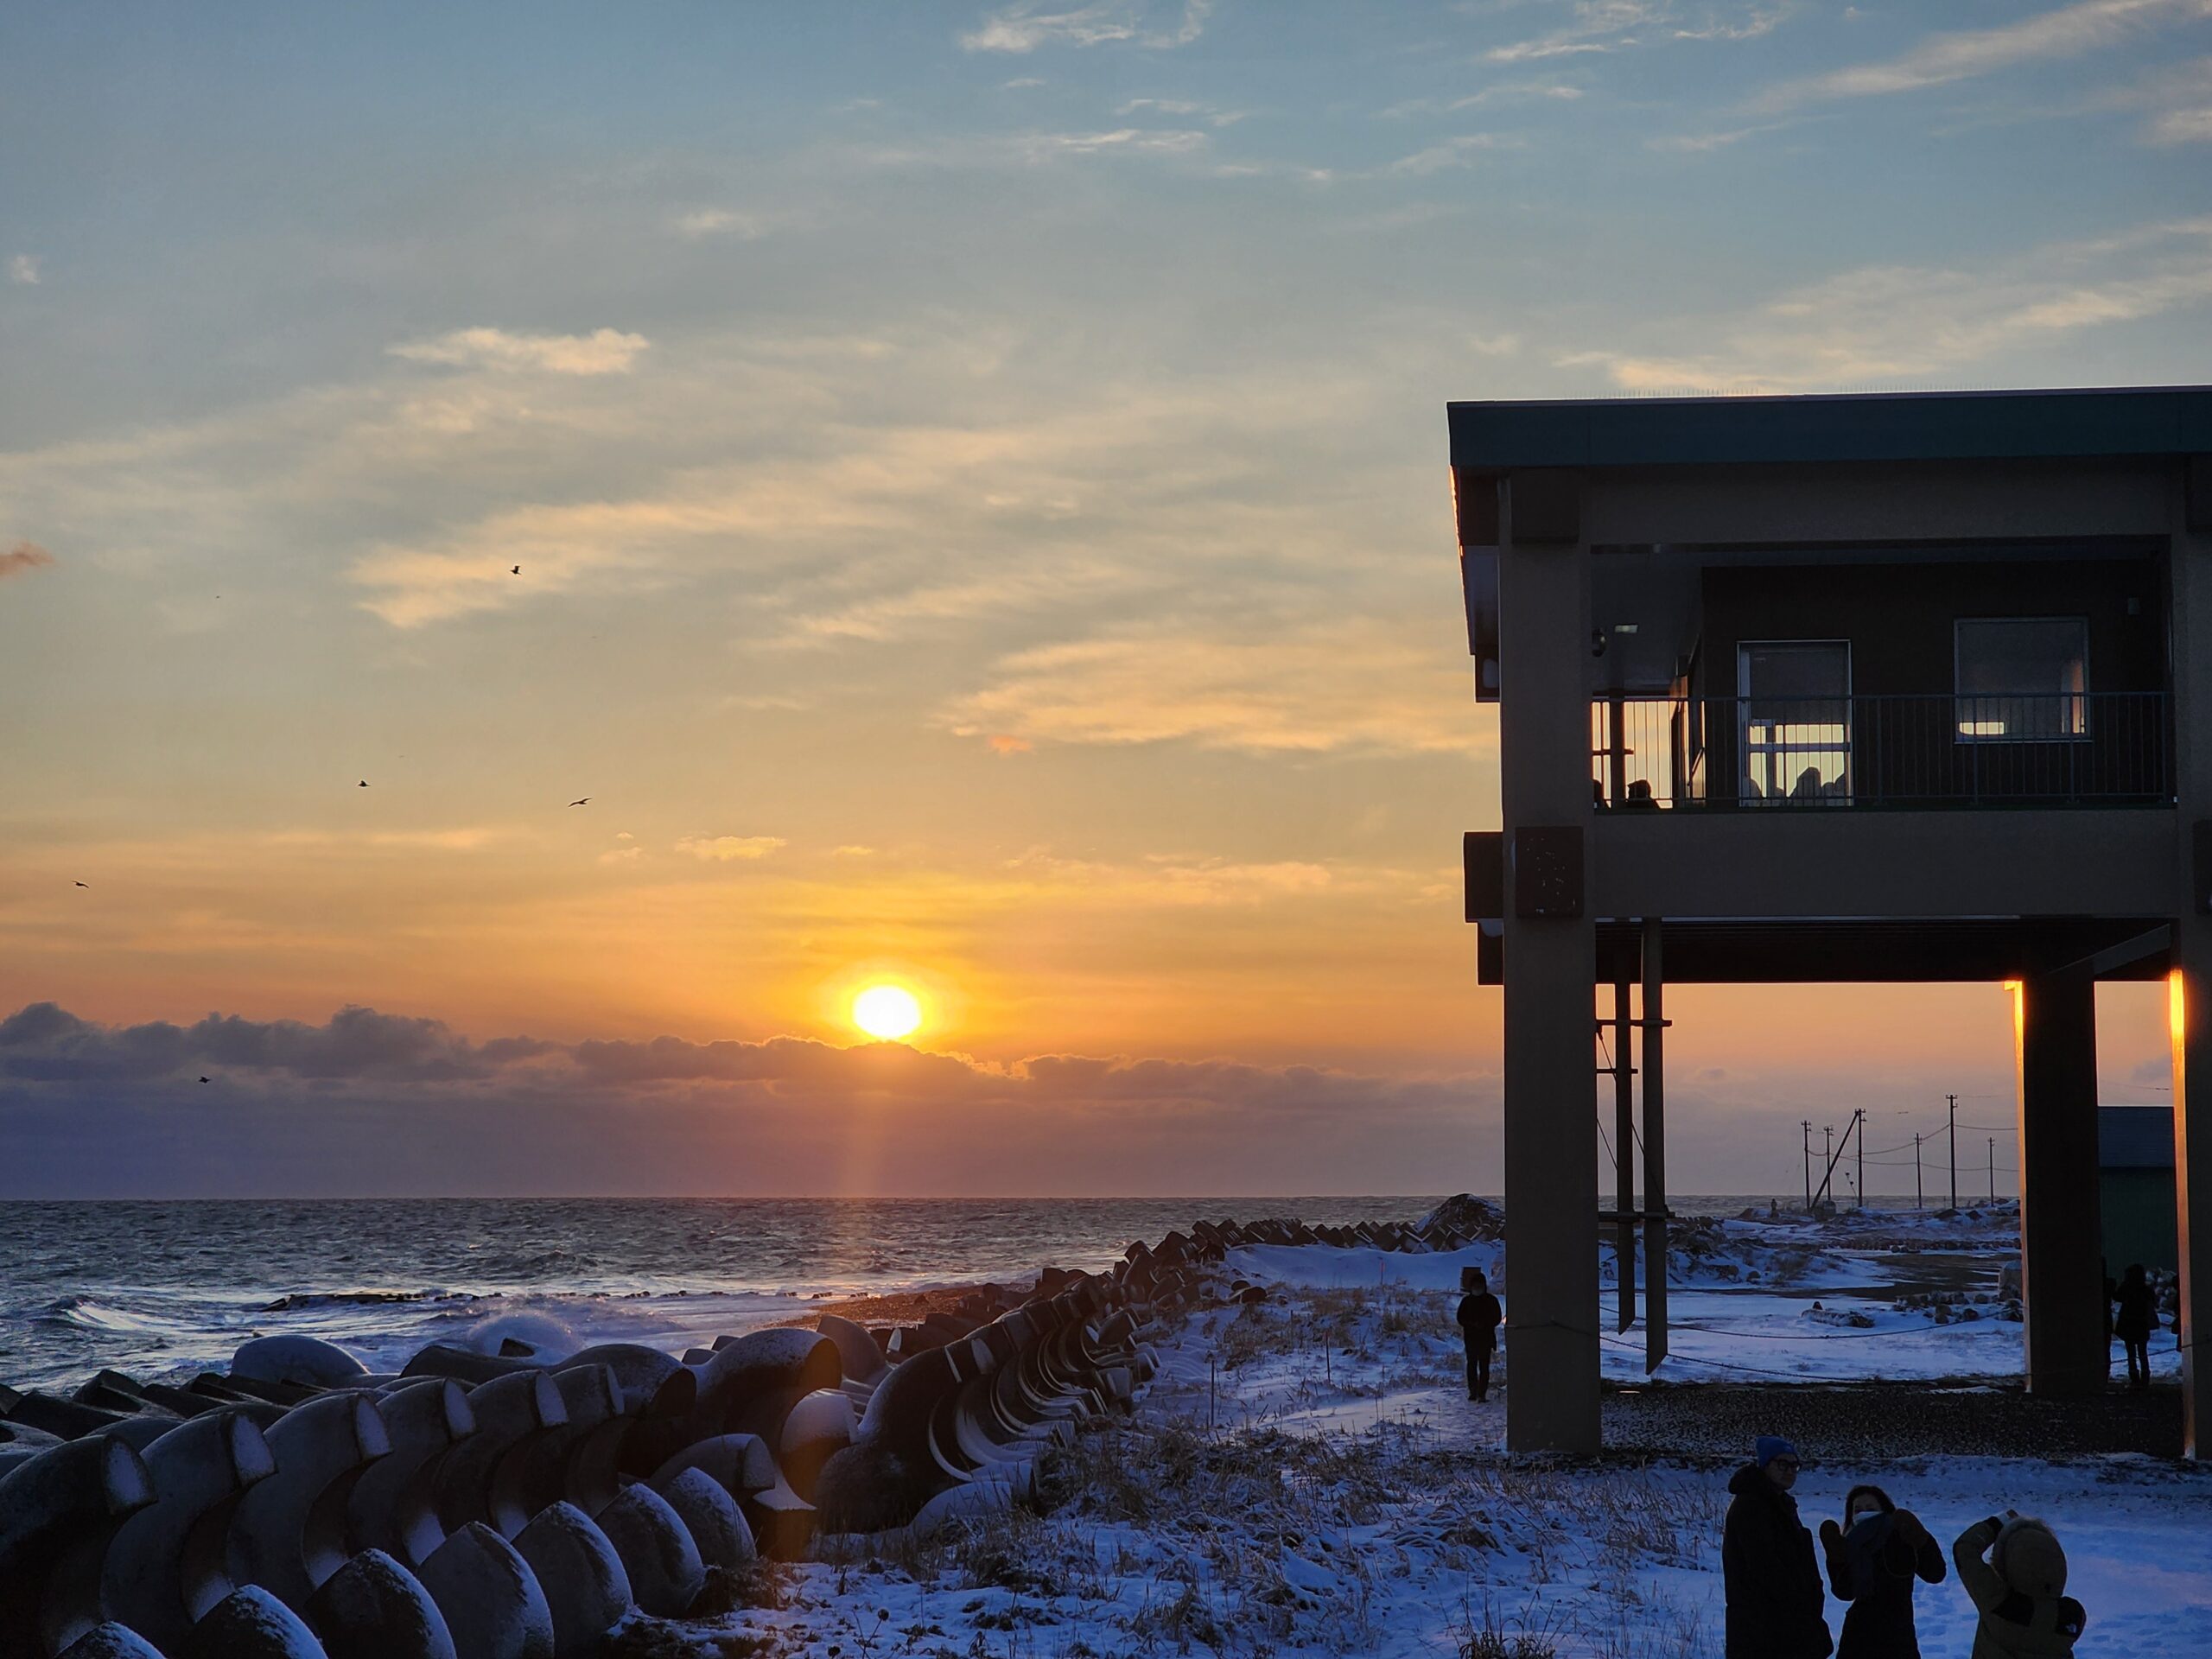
(1497, 474, 1599, 1454)
(2173, 950, 2212, 1457)
(2012, 969, 2107, 1395)
(2168, 463, 2212, 1457)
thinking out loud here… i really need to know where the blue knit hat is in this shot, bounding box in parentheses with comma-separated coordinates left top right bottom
(1756, 1436, 1799, 1467)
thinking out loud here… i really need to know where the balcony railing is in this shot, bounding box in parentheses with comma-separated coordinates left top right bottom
(1591, 693, 2171, 809)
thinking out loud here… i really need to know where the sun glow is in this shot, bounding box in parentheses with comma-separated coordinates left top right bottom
(852, 983, 923, 1041)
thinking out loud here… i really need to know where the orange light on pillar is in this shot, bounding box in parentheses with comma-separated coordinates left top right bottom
(2171, 969, 2189, 1047)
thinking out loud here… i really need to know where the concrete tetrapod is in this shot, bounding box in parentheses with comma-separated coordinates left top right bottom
(513, 1366, 623, 1526)
(305, 1546, 457, 1659)
(100, 1408, 277, 1652)
(232, 1338, 371, 1390)
(777, 1388, 855, 1503)
(226, 1391, 391, 1615)
(415, 1522, 555, 1659)
(0, 1435, 154, 1659)
(346, 1377, 474, 1568)
(435, 1372, 566, 1540)
(554, 1348, 696, 1481)
(591, 1482, 704, 1618)
(650, 1466, 754, 1574)
(689, 1327, 841, 1447)
(53, 1627, 164, 1659)
(511, 1501, 632, 1659)
(179, 1584, 328, 1659)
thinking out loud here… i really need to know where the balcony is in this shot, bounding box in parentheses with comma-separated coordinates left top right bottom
(1592, 692, 2171, 809)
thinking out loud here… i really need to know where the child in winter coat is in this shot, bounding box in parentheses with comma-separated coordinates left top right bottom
(1953, 1512, 2086, 1658)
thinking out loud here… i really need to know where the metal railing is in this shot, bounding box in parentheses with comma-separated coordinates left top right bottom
(1590, 693, 2171, 809)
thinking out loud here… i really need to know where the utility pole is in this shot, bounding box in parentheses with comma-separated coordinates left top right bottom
(1914, 1132, 1923, 1211)
(1802, 1120, 1812, 1211)
(1855, 1109, 1865, 1211)
(1947, 1092, 1959, 1211)
(1988, 1136, 1996, 1204)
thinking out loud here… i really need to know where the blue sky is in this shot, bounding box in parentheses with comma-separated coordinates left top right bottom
(0, 2, 2204, 1194)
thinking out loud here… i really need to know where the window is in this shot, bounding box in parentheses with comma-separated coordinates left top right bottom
(1738, 641, 1852, 804)
(1955, 619, 2088, 741)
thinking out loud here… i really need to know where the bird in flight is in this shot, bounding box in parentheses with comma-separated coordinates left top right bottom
(511, 565, 521, 575)
(569, 798, 591, 807)
(359, 779, 369, 787)
(198, 1076, 210, 1084)
(74, 880, 88, 888)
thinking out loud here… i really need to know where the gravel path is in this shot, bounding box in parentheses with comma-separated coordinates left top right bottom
(1599, 1379, 2183, 1460)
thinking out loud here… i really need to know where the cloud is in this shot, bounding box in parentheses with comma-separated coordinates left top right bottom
(1752, 0, 2212, 112)
(962, 0, 1211, 54)
(1559, 213, 2212, 390)
(987, 734, 1034, 754)
(675, 834, 788, 861)
(671, 208, 768, 240)
(1384, 133, 1521, 175)
(388, 327, 651, 375)
(0, 1001, 550, 1085)
(1117, 96, 1245, 126)
(0, 999, 1493, 1196)
(1483, 1, 1789, 66)
(9, 254, 39, 285)
(1014, 128, 1210, 160)
(942, 619, 1487, 757)
(1, 539, 55, 579)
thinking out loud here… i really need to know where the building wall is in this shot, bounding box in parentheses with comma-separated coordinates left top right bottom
(1695, 555, 2166, 701)
(1686, 555, 2167, 805)
(2102, 1168, 2180, 1275)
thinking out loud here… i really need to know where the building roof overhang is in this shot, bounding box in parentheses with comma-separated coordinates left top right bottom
(1447, 385, 2212, 472)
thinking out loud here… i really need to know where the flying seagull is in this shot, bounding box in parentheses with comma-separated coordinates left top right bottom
(198, 1076, 210, 1084)
(569, 798, 590, 807)
(512, 565, 521, 575)
(74, 880, 88, 888)
(359, 779, 369, 787)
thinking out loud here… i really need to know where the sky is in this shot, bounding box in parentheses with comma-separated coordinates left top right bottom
(1, 1, 2205, 1198)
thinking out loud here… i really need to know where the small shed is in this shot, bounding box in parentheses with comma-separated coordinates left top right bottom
(2099, 1106, 2177, 1275)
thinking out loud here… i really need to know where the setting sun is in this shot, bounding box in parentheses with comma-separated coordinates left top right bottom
(852, 984, 923, 1042)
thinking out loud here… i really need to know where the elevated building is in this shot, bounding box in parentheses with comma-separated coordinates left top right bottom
(1450, 386, 2212, 1455)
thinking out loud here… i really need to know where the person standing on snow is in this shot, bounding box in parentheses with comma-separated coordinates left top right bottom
(1454, 1268, 1503, 1402)
(2112, 1263, 2157, 1389)
(1723, 1436, 1833, 1659)
(1953, 1511, 2086, 1657)
(1818, 1483, 1944, 1659)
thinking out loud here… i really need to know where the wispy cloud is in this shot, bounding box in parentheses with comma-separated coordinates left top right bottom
(1385, 133, 1522, 175)
(1483, 1, 1789, 66)
(1560, 214, 2212, 390)
(963, 0, 1211, 54)
(8, 254, 39, 286)
(388, 327, 650, 375)
(1, 539, 54, 579)
(1014, 127, 1211, 158)
(1752, 0, 2212, 112)
(671, 207, 769, 240)
(675, 834, 787, 861)
(1117, 96, 1246, 126)
(942, 619, 1486, 757)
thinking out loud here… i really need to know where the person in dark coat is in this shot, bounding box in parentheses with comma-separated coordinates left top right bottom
(1454, 1269, 1503, 1402)
(2112, 1263, 2156, 1390)
(1723, 1436, 1833, 1659)
(1818, 1482, 1944, 1659)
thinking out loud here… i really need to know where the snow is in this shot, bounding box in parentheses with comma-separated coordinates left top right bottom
(626, 1206, 2205, 1657)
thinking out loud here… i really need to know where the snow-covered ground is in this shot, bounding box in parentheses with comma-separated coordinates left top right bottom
(625, 1207, 2205, 1658)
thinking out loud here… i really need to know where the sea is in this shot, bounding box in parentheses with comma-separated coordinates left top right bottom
(0, 1195, 1787, 1393)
